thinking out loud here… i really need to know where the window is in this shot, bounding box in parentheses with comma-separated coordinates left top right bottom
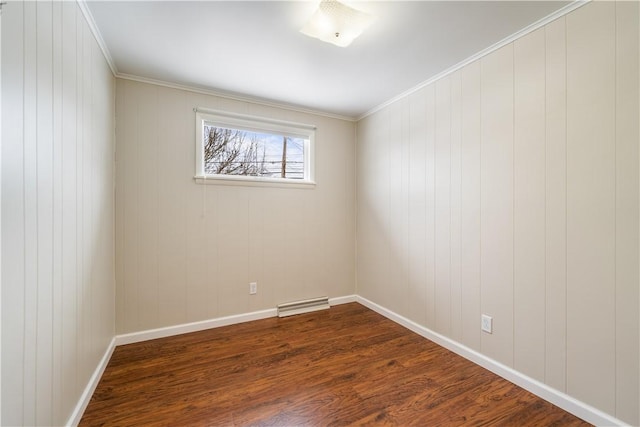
(195, 109, 315, 186)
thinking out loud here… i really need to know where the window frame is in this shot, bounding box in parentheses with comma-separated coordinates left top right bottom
(194, 108, 316, 187)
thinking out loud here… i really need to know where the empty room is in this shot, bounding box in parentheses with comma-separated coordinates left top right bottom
(2, 0, 640, 425)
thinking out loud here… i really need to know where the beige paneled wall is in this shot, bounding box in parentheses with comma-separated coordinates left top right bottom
(514, 27, 546, 382)
(115, 79, 356, 334)
(356, 1, 639, 424)
(566, 2, 617, 411)
(614, 3, 640, 421)
(544, 16, 568, 394)
(1, 1, 116, 425)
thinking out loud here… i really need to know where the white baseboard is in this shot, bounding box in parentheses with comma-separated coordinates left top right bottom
(356, 295, 625, 427)
(84, 294, 607, 427)
(329, 294, 357, 306)
(66, 337, 116, 427)
(115, 308, 277, 346)
(67, 295, 355, 424)
(115, 295, 358, 346)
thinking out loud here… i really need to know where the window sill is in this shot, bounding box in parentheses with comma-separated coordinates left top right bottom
(194, 175, 316, 189)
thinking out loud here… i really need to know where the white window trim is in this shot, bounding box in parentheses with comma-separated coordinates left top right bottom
(194, 108, 316, 187)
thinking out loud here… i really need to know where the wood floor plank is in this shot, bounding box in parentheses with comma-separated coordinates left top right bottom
(80, 303, 590, 426)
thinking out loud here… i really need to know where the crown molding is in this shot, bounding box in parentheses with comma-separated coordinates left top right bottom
(76, 0, 118, 76)
(116, 73, 357, 122)
(76, 0, 356, 122)
(357, 0, 590, 121)
(76, 0, 587, 123)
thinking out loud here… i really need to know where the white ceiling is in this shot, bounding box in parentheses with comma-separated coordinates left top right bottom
(86, 1, 571, 119)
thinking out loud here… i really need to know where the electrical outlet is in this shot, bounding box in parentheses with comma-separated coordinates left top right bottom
(481, 314, 493, 334)
(249, 282, 257, 295)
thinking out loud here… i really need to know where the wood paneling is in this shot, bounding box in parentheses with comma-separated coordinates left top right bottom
(356, 111, 389, 308)
(356, 2, 639, 424)
(513, 27, 546, 382)
(61, 1, 80, 415)
(450, 71, 462, 343)
(388, 100, 409, 315)
(407, 88, 428, 325)
(23, 2, 39, 423)
(1, 1, 116, 425)
(566, 1, 616, 413)
(36, 3, 55, 423)
(137, 83, 160, 330)
(157, 88, 189, 326)
(480, 44, 514, 366)
(115, 79, 356, 334)
(424, 85, 437, 330)
(51, 4, 64, 421)
(2, 3, 26, 425)
(544, 16, 568, 393)
(81, 303, 590, 427)
(460, 61, 482, 352)
(435, 77, 452, 336)
(615, 1, 640, 422)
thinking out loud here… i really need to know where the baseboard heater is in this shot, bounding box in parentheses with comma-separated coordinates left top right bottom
(277, 296, 330, 317)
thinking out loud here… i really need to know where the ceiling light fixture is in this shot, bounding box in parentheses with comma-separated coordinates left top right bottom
(300, 0, 375, 48)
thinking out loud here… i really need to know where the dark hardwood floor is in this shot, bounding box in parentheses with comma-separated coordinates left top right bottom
(81, 303, 590, 426)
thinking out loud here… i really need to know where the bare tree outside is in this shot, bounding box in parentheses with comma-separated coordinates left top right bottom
(203, 126, 268, 176)
(203, 124, 305, 179)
